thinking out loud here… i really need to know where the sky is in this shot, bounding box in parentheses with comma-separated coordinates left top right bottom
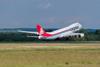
(0, 0, 100, 29)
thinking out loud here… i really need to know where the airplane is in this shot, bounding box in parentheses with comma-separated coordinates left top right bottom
(18, 22, 84, 40)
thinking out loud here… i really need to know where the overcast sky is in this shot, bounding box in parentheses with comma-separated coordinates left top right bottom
(0, 0, 100, 29)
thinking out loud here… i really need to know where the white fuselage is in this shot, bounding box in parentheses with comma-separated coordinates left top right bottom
(39, 23, 84, 39)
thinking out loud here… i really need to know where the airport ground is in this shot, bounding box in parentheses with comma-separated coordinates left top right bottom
(0, 42, 100, 67)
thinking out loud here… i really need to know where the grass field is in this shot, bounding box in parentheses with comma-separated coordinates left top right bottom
(0, 42, 100, 67)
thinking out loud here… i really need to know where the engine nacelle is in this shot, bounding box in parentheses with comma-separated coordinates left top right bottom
(38, 36, 46, 39)
(79, 33, 84, 38)
(74, 33, 84, 38)
(38, 36, 43, 39)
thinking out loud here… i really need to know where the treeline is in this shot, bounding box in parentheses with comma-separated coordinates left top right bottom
(76, 29, 100, 41)
(0, 29, 99, 42)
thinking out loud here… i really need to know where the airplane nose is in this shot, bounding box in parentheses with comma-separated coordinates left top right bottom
(78, 23, 82, 29)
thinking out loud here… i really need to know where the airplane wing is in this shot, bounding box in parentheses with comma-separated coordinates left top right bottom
(26, 36, 38, 38)
(58, 32, 84, 38)
(17, 30, 39, 35)
(64, 33, 84, 38)
(68, 33, 84, 36)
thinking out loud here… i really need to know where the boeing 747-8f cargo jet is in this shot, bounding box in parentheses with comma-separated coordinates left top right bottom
(19, 22, 84, 40)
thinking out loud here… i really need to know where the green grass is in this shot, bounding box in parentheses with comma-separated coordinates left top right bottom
(0, 43, 100, 67)
(0, 48, 100, 67)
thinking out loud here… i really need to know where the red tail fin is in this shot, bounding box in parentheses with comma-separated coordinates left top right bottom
(36, 24, 52, 37)
(36, 24, 45, 35)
